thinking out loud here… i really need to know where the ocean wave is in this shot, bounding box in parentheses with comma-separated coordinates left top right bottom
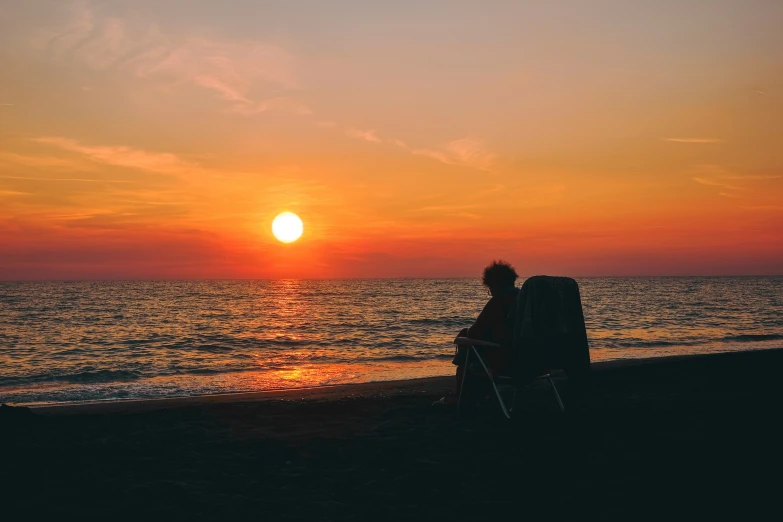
(722, 334, 783, 343)
(595, 333, 783, 349)
(0, 369, 141, 386)
(369, 353, 455, 362)
(372, 354, 423, 362)
(62, 369, 142, 383)
(407, 318, 466, 326)
(598, 340, 695, 349)
(179, 367, 262, 376)
(0, 355, 448, 390)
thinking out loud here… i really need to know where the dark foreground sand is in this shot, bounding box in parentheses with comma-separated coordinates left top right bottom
(3, 349, 783, 521)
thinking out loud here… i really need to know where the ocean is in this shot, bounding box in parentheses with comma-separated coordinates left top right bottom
(1, 277, 781, 405)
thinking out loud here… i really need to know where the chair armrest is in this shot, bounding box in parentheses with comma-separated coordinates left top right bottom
(453, 336, 501, 348)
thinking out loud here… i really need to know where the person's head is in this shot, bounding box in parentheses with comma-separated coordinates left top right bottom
(482, 260, 519, 296)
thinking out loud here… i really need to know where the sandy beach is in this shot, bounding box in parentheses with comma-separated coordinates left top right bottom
(3, 349, 783, 521)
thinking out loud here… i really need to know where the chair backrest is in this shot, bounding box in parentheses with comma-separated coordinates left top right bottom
(511, 276, 591, 384)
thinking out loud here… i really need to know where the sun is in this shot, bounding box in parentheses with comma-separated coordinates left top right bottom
(272, 212, 304, 243)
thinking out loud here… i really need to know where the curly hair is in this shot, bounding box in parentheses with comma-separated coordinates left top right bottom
(481, 260, 519, 288)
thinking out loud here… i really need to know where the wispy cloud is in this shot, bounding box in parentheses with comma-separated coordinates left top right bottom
(720, 174, 781, 181)
(690, 164, 782, 198)
(229, 96, 311, 116)
(0, 190, 30, 196)
(31, 5, 507, 173)
(0, 175, 129, 183)
(28, 3, 304, 116)
(663, 138, 724, 144)
(0, 151, 92, 169)
(32, 137, 218, 178)
(345, 128, 382, 143)
(336, 121, 498, 171)
(692, 177, 740, 190)
(410, 148, 451, 165)
(413, 138, 498, 171)
(411, 204, 478, 213)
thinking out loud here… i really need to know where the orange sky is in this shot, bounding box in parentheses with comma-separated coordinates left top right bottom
(1, 1, 782, 279)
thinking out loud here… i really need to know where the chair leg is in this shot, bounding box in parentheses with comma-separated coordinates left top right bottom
(457, 344, 471, 413)
(547, 375, 565, 412)
(471, 347, 511, 419)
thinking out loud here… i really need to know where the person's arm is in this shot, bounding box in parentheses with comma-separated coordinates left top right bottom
(466, 297, 500, 341)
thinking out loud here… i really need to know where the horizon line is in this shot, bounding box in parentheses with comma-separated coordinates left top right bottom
(1, 274, 781, 283)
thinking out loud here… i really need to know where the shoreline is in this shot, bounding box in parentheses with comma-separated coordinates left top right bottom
(28, 346, 782, 416)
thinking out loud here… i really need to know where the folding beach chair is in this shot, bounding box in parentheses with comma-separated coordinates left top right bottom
(454, 276, 591, 419)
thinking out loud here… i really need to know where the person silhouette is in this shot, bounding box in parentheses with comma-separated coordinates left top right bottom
(443, 260, 520, 404)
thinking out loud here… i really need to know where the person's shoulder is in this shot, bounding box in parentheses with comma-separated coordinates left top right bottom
(478, 295, 495, 309)
(483, 295, 505, 311)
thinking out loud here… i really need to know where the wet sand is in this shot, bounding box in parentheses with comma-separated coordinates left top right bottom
(3, 349, 783, 521)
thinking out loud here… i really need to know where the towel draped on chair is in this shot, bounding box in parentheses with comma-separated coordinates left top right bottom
(511, 276, 591, 388)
